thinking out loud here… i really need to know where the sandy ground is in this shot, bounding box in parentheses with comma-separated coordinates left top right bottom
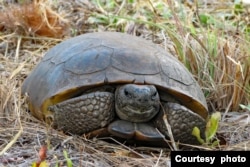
(0, 0, 249, 166)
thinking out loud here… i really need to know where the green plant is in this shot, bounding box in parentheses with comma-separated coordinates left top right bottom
(63, 150, 73, 167)
(239, 104, 250, 111)
(192, 112, 221, 147)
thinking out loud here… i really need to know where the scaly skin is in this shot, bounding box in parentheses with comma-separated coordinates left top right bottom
(155, 102, 206, 144)
(48, 84, 206, 144)
(48, 92, 115, 135)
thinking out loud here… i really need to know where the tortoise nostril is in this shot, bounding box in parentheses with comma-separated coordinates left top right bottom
(137, 97, 149, 103)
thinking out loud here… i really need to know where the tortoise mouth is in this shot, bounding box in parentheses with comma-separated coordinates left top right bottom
(124, 105, 155, 115)
(116, 104, 159, 123)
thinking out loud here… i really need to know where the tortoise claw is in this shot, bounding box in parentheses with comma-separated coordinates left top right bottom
(134, 123, 165, 141)
(108, 120, 165, 141)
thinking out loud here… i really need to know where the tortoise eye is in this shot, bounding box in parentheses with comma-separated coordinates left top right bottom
(151, 91, 158, 100)
(124, 89, 131, 98)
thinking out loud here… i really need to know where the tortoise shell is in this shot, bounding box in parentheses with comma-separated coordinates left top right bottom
(22, 32, 208, 123)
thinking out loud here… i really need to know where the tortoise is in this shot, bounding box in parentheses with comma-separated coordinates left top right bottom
(22, 32, 208, 144)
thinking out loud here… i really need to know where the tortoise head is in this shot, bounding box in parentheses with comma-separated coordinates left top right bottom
(115, 84, 160, 122)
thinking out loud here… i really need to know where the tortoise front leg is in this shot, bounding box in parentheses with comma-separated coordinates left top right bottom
(155, 102, 206, 144)
(48, 92, 115, 135)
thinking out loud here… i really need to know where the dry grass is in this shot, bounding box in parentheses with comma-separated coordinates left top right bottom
(0, 0, 69, 37)
(0, 0, 249, 166)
